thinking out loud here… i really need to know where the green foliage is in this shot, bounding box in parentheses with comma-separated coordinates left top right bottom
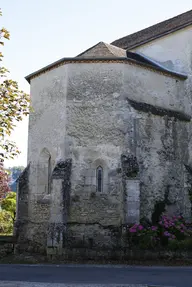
(126, 215, 192, 250)
(0, 209, 12, 234)
(168, 238, 192, 251)
(0, 191, 16, 234)
(0, 8, 30, 161)
(0, 209, 13, 234)
(1, 192, 16, 220)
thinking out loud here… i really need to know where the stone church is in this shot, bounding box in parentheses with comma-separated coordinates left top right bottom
(15, 10, 192, 254)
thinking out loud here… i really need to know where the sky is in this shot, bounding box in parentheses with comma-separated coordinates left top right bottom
(1, 0, 192, 167)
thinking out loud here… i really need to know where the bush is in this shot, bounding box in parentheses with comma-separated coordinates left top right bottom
(1, 191, 16, 221)
(0, 192, 16, 235)
(168, 238, 192, 251)
(126, 215, 192, 250)
(0, 209, 13, 234)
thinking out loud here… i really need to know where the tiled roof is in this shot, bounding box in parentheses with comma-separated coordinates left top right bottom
(111, 10, 192, 49)
(76, 42, 126, 58)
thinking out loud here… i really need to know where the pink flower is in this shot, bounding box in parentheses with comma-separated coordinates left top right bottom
(168, 237, 174, 241)
(138, 225, 144, 231)
(164, 231, 170, 237)
(151, 226, 157, 231)
(129, 228, 137, 233)
(132, 224, 138, 229)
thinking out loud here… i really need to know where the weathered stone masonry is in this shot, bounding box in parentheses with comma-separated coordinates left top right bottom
(15, 29, 192, 255)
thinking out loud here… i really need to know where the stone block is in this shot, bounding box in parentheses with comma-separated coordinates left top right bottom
(85, 176, 93, 185)
(84, 185, 92, 192)
(126, 180, 140, 196)
(85, 168, 95, 177)
(128, 209, 140, 217)
(127, 201, 140, 210)
(47, 247, 57, 255)
(127, 193, 140, 201)
(127, 214, 140, 224)
(37, 184, 47, 194)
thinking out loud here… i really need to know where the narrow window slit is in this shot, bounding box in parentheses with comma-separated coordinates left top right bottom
(96, 166, 103, 192)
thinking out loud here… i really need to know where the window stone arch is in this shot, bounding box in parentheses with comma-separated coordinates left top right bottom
(92, 159, 109, 193)
(96, 166, 103, 192)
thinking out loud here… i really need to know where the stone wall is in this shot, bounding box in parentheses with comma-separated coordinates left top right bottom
(64, 63, 127, 246)
(15, 163, 50, 253)
(48, 246, 192, 263)
(0, 236, 14, 257)
(135, 111, 191, 221)
(24, 58, 192, 252)
(47, 159, 71, 253)
(133, 26, 192, 182)
(14, 165, 30, 252)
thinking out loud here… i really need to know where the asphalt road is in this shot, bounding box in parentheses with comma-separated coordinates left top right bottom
(0, 264, 191, 287)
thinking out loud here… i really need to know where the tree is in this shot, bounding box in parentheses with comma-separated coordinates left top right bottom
(0, 8, 30, 162)
(0, 191, 16, 234)
(1, 191, 16, 222)
(0, 164, 10, 199)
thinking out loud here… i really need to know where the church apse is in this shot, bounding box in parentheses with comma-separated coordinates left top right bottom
(17, 34, 192, 255)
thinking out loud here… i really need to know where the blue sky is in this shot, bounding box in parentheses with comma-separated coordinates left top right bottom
(1, 0, 191, 167)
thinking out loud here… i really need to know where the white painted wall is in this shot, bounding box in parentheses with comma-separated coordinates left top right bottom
(133, 26, 192, 75)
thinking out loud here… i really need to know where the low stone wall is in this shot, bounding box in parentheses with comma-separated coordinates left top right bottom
(47, 247, 192, 262)
(0, 236, 15, 257)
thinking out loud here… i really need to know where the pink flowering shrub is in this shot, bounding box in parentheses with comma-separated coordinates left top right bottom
(126, 215, 192, 250)
(158, 215, 191, 243)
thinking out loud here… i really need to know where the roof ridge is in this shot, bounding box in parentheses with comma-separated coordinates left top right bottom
(76, 41, 104, 57)
(103, 42, 126, 56)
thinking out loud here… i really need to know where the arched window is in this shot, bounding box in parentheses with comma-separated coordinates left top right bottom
(48, 155, 52, 194)
(96, 166, 103, 192)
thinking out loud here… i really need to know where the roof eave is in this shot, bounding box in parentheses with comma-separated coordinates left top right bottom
(25, 57, 187, 84)
(25, 57, 129, 83)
